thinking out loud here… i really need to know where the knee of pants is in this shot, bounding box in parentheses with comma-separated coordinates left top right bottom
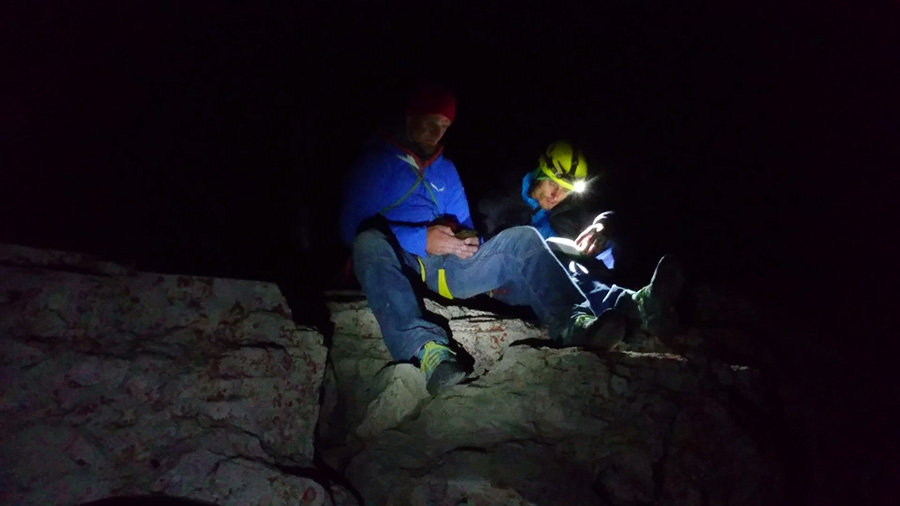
(496, 226, 544, 249)
(352, 229, 394, 263)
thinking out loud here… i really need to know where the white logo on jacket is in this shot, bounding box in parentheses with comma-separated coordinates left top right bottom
(430, 182, 445, 192)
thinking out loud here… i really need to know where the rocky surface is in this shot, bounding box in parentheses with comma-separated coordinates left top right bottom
(0, 245, 353, 506)
(319, 295, 549, 455)
(2, 243, 797, 505)
(322, 293, 788, 506)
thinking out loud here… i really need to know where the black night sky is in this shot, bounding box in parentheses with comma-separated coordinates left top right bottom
(4, 3, 898, 332)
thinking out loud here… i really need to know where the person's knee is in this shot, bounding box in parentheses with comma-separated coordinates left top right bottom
(499, 226, 544, 245)
(486, 226, 546, 258)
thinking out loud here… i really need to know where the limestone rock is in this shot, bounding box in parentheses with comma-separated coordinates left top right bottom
(355, 364, 428, 440)
(0, 245, 338, 506)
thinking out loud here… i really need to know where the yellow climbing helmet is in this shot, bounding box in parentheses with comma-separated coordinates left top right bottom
(537, 141, 588, 191)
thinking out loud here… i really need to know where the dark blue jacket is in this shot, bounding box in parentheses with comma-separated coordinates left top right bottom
(339, 132, 474, 257)
(519, 172, 556, 239)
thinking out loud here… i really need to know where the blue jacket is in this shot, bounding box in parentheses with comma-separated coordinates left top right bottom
(339, 132, 474, 257)
(520, 172, 556, 239)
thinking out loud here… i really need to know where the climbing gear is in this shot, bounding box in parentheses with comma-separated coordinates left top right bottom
(631, 255, 684, 339)
(417, 341, 467, 395)
(537, 141, 588, 191)
(378, 152, 440, 216)
(416, 257, 454, 299)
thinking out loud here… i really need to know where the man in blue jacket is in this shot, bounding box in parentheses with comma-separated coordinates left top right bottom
(339, 82, 626, 395)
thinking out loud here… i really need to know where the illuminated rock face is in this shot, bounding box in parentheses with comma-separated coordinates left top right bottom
(0, 245, 353, 506)
(323, 294, 787, 506)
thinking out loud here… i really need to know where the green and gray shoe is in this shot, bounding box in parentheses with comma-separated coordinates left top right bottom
(559, 309, 627, 350)
(418, 341, 468, 396)
(632, 254, 684, 339)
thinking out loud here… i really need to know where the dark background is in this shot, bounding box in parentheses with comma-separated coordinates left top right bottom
(3, 3, 899, 502)
(3, 2, 897, 326)
(0, 2, 900, 312)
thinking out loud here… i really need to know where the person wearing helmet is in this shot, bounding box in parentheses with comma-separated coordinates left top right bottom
(529, 140, 591, 232)
(476, 141, 611, 259)
(475, 141, 683, 342)
(339, 83, 628, 396)
(477, 141, 594, 241)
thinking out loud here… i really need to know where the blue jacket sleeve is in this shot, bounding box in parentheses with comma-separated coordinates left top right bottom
(339, 151, 391, 246)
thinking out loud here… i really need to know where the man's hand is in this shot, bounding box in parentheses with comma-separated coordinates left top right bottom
(426, 225, 479, 259)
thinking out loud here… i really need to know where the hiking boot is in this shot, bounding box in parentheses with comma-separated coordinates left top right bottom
(584, 309, 628, 351)
(417, 341, 467, 396)
(632, 254, 684, 339)
(559, 309, 627, 350)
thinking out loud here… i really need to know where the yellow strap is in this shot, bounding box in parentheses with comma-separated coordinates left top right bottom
(417, 256, 426, 282)
(416, 257, 453, 299)
(437, 268, 453, 299)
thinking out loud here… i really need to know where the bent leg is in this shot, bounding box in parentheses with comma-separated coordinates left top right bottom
(436, 226, 592, 338)
(352, 229, 448, 361)
(570, 269, 636, 314)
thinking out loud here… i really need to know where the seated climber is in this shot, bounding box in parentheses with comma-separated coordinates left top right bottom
(475, 140, 684, 341)
(338, 82, 626, 396)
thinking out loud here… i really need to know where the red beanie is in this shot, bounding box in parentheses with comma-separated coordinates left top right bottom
(404, 81, 456, 122)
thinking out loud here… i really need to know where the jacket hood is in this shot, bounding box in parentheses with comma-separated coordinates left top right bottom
(520, 171, 541, 211)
